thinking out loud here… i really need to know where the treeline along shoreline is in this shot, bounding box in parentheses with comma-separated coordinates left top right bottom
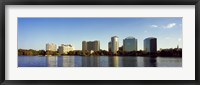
(18, 48, 182, 57)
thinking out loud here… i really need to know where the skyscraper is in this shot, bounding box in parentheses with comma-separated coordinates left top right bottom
(87, 41, 94, 51)
(46, 43, 57, 51)
(123, 37, 137, 52)
(82, 40, 100, 52)
(82, 41, 87, 52)
(111, 36, 119, 54)
(93, 40, 100, 51)
(58, 44, 74, 54)
(144, 37, 157, 53)
(108, 41, 111, 52)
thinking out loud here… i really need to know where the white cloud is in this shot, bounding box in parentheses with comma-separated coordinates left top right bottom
(144, 30, 148, 33)
(150, 23, 177, 29)
(163, 23, 177, 29)
(150, 25, 158, 28)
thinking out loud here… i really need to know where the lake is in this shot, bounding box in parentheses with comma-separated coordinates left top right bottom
(18, 56, 182, 67)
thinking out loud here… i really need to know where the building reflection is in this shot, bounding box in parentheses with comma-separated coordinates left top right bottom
(82, 57, 89, 67)
(120, 56, 157, 67)
(57, 56, 63, 67)
(108, 56, 123, 67)
(156, 57, 182, 67)
(136, 57, 144, 67)
(62, 56, 75, 67)
(47, 56, 58, 67)
(94, 57, 100, 67)
(143, 57, 157, 67)
(113, 56, 119, 67)
(60, 56, 75, 67)
(47, 56, 76, 67)
(81, 56, 100, 67)
(46, 56, 157, 67)
(108, 56, 114, 67)
(121, 56, 137, 67)
(80, 56, 110, 67)
(89, 57, 98, 67)
(74, 56, 82, 67)
(99, 56, 109, 67)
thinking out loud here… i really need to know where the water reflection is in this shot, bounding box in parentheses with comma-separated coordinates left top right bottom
(143, 57, 157, 67)
(47, 56, 58, 67)
(47, 56, 133, 67)
(18, 56, 182, 67)
(121, 56, 137, 67)
(99, 56, 109, 67)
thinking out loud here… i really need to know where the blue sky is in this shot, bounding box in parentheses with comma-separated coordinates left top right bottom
(18, 18, 182, 51)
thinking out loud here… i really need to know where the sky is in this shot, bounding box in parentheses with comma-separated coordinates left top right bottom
(18, 18, 182, 51)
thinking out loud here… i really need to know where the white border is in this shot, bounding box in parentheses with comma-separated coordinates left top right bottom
(5, 5, 195, 80)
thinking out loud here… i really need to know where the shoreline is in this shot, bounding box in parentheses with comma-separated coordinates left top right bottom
(18, 55, 182, 58)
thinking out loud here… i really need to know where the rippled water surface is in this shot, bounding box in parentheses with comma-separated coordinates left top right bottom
(18, 56, 182, 67)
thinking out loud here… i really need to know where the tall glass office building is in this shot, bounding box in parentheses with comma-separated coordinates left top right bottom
(123, 37, 137, 52)
(144, 37, 157, 53)
(111, 36, 119, 54)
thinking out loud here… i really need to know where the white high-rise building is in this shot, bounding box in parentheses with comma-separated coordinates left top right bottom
(123, 37, 137, 52)
(46, 43, 57, 51)
(111, 36, 119, 54)
(58, 44, 74, 54)
(144, 37, 157, 53)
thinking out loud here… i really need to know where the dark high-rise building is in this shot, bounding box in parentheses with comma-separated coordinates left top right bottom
(108, 41, 111, 52)
(144, 37, 157, 53)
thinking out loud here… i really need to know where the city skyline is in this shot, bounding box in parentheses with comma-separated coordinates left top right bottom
(18, 18, 182, 51)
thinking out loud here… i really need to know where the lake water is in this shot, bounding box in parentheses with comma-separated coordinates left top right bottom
(18, 56, 182, 67)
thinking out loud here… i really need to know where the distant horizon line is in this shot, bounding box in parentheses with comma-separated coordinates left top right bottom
(18, 47, 182, 51)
